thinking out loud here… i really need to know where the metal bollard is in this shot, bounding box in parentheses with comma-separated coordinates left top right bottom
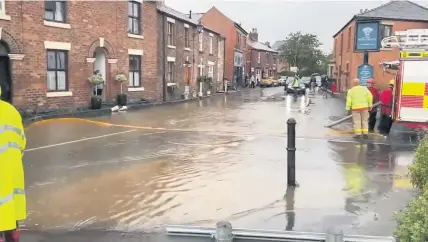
(287, 118, 296, 187)
(326, 228, 344, 242)
(215, 221, 233, 242)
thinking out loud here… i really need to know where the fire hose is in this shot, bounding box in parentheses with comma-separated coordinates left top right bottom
(325, 102, 381, 128)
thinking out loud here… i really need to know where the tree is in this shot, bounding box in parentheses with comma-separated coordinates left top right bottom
(278, 32, 327, 75)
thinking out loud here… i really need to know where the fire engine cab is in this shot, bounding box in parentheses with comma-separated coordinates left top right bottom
(381, 29, 428, 130)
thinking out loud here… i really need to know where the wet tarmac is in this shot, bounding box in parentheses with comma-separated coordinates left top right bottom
(23, 87, 416, 238)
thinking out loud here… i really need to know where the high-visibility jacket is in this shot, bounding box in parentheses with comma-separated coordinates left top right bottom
(0, 98, 26, 232)
(293, 78, 300, 87)
(346, 85, 373, 111)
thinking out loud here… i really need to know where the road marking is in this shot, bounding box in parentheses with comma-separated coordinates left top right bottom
(25, 130, 138, 152)
(26, 117, 113, 129)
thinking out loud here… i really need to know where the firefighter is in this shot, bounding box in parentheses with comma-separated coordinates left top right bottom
(0, 86, 26, 242)
(346, 78, 373, 139)
(379, 80, 394, 135)
(367, 78, 379, 133)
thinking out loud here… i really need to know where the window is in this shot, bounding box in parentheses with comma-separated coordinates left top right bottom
(347, 26, 351, 52)
(243, 36, 246, 48)
(167, 22, 174, 46)
(129, 55, 141, 87)
(208, 65, 214, 78)
(45, 1, 66, 22)
(127, 1, 140, 35)
(46, 50, 67, 91)
(167, 62, 174, 82)
(199, 33, 203, 51)
(184, 27, 190, 48)
(380, 25, 392, 40)
(236, 32, 240, 45)
(258, 52, 261, 63)
(0, 0, 5, 15)
(209, 36, 213, 54)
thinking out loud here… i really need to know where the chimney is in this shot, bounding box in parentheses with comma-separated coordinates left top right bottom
(249, 28, 258, 42)
(189, 10, 192, 19)
(359, 9, 363, 14)
(265, 41, 270, 47)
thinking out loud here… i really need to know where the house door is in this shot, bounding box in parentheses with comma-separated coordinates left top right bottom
(184, 66, 190, 85)
(93, 48, 107, 100)
(0, 41, 11, 103)
(255, 69, 261, 83)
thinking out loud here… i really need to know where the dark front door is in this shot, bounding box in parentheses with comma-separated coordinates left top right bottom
(0, 56, 12, 103)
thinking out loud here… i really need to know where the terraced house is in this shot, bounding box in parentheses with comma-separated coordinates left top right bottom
(0, 0, 161, 113)
(157, 3, 225, 101)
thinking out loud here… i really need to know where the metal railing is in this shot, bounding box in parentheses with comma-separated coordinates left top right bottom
(166, 222, 396, 242)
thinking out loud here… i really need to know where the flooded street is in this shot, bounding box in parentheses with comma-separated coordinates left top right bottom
(23, 87, 415, 237)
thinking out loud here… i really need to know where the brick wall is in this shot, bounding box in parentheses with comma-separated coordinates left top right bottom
(248, 49, 278, 77)
(333, 19, 428, 92)
(157, 12, 223, 100)
(1, 1, 159, 113)
(200, 7, 244, 82)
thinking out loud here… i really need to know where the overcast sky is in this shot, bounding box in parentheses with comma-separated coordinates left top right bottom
(164, 0, 428, 53)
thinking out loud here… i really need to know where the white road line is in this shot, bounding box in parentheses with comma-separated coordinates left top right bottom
(25, 129, 138, 152)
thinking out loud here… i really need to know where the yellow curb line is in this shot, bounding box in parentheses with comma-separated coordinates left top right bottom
(327, 129, 385, 138)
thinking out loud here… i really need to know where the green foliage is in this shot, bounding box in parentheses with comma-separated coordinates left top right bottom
(197, 76, 206, 82)
(394, 187, 428, 241)
(278, 32, 328, 74)
(409, 138, 428, 189)
(394, 138, 428, 241)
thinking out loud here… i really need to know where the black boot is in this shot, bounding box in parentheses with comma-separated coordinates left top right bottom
(353, 135, 362, 139)
(362, 134, 369, 139)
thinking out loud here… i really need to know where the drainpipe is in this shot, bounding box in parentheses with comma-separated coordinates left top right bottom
(222, 37, 226, 91)
(162, 12, 167, 102)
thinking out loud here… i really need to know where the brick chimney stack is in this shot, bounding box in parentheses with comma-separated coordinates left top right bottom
(265, 41, 270, 47)
(249, 28, 258, 42)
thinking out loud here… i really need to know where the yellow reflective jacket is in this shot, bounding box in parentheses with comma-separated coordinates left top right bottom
(293, 78, 300, 87)
(346, 85, 373, 111)
(0, 99, 26, 231)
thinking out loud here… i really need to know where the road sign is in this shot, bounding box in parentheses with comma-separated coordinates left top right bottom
(357, 64, 374, 86)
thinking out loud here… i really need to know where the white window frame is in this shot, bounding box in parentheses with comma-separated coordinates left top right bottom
(208, 65, 214, 78)
(258, 52, 261, 63)
(167, 61, 174, 83)
(0, 0, 10, 20)
(209, 36, 213, 54)
(199, 33, 203, 51)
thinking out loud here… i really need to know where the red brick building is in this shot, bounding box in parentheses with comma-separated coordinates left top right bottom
(332, 0, 428, 92)
(194, 7, 248, 87)
(157, 4, 225, 101)
(0, 0, 160, 113)
(246, 28, 278, 81)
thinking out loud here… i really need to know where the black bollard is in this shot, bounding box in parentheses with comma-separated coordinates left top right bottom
(287, 118, 296, 187)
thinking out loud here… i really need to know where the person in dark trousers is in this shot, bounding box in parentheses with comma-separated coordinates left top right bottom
(250, 75, 255, 88)
(379, 80, 394, 135)
(366, 78, 379, 133)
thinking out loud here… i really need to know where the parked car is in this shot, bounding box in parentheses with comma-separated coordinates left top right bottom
(271, 78, 280, 87)
(284, 77, 295, 92)
(286, 78, 306, 95)
(260, 78, 273, 87)
(301, 76, 311, 88)
(278, 76, 287, 86)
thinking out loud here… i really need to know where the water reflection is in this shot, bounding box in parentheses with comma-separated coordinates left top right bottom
(334, 143, 400, 215)
(284, 186, 295, 231)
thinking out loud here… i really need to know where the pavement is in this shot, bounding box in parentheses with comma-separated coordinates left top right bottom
(21, 87, 416, 241)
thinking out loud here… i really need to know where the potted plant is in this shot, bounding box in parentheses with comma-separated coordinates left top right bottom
(115, 73, 128, 106)
(88, 73, 105, 109)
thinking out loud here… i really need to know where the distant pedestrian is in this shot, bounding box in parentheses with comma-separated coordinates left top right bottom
(0, 86, 26, 242)
(379, 80, 394, 135)
(367, 78, 379, 133)
(346, 78, 373, 139)
(250, 75, 255, 88)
